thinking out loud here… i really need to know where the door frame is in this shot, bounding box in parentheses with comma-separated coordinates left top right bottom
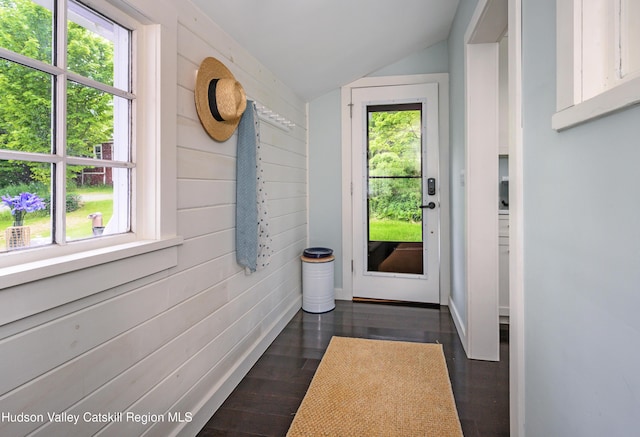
(351, 83, 440, 303)
(460, 0, 504, 363)
(340, 74, 450, 304)
(461, 0, 525, 434)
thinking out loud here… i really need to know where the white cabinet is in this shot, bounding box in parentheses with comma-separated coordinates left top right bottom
(499, 214, 510, 323)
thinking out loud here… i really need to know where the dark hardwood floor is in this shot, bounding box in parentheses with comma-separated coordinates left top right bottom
(197, 300, 509, 437)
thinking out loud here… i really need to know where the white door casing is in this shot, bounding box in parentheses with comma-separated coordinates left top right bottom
(350, 83, 440, 304)
(340, 74, 450, 305)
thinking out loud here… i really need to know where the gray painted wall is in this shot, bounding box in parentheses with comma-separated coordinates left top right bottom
(308, 89, 343, 284)
(308, 42, 449, 290)
(522, 1, 640, 435)
(309, 1, 640, 435)
(369, 40, 449, 78)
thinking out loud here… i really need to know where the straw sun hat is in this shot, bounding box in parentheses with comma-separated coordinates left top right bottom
(194, 57, 247, 142)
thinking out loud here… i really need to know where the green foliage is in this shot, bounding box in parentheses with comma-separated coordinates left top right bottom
(368, 110, 421, 177)
(41, 193, 83, 213)
(0, 0, 115, 187)
(367, 109, 423, 223)
(369, 178, 422, 222)
(0, 0, 52, 62)
(0, 181, 47, 197)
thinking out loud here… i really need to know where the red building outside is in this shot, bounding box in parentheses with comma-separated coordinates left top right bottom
(80, 142, 113, 186)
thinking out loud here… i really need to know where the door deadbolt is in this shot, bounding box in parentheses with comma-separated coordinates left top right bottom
(427, 178, 436, 196)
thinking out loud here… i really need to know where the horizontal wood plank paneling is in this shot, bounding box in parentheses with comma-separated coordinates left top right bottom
(177, 115, 238, 157)
(31, 260, 301, 436)
(95, 271, 301, 437)
(269, 197, 307, 218)
(261, 144, 307, 169)
(177, 180, 235, 209)
(266, 182, 307, 200)
(263, 162, 307, 184)
(0, 257, 236, 436)
(178, 205, 235, 240)
(0, 245, 177, 334)
(177, 147, 236, 181)
(0, 1, 307, 436)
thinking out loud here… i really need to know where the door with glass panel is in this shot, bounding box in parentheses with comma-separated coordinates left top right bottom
(351, 83, 440, 303)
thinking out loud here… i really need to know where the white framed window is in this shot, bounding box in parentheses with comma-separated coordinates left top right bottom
(0, 0, 133, 252)
(554, 0, 640, 130)
(0, 0, 180, 292)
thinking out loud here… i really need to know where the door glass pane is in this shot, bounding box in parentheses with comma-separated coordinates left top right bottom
(367, 104, 423, 274)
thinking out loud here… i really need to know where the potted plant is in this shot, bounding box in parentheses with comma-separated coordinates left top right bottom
(2, 192, 46, 249)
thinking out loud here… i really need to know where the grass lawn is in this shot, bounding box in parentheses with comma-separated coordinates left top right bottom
(1, 186, 114, 249)
(369, 219, 422, 242)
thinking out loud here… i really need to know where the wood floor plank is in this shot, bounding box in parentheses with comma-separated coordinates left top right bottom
(197, 301, 509, 437)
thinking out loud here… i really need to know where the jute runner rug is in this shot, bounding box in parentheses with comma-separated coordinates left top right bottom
(286, 336, 463, 437)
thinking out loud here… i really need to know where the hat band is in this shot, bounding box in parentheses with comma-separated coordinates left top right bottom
(207, 79, 225, 122)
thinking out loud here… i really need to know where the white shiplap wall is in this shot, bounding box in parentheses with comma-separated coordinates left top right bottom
(0, 1, 307, 436)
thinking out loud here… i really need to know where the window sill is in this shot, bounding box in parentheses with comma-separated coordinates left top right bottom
(552, 76, 640, 131)
(0, 236, 182, 290)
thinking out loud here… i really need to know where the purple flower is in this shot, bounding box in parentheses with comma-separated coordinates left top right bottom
(2, 192, 46, 223)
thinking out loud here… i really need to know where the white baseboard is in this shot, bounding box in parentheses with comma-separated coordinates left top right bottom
(334, 287, 351, 301)
(448, 297, 470, 357)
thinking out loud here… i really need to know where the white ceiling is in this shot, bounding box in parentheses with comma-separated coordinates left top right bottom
(191, 0, 460, 101)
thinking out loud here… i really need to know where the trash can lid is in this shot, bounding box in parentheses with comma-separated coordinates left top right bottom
(303, 247, 333, 258)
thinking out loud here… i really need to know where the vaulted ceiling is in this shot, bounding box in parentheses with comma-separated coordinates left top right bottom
(191, 0, 460, 101)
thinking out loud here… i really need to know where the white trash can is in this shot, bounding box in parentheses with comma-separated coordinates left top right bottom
(301, 247, 335, 313)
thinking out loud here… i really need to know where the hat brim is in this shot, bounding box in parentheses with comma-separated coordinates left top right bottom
(195, 57, 245, 142)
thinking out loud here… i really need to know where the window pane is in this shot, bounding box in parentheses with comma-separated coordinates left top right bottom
(66, 165, 129, 241)
(67, 0, 130, 89)
(1, 161, 52, 252)
(0, 61, 52, 154)
(67, 81, 129, 160)
(0, 0, 53, 64)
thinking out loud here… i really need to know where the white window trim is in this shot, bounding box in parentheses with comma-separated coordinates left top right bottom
(0, 237, 181, 290)
(0, 0, 180, 316)
(554, 0, 640, 131)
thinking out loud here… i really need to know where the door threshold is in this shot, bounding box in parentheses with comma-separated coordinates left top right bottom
(352, 297, 440, 309)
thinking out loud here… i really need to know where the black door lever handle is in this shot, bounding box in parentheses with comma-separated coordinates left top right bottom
(420, 202, 436, 209)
